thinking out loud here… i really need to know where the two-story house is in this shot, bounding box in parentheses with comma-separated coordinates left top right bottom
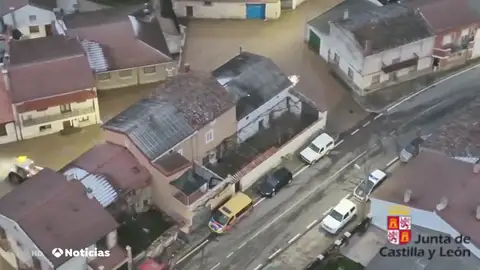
(405, 0, 480, 70)
(3, 35, 100, 141)
(54, 5, 179, 90)
(212, 52, 308, 142)
(306, 1, 435, 96)
(60, 142, 153, 217)
(0, 168, 127, 270)
(0, 0, 78, 39)
(102, 72, 237, 232)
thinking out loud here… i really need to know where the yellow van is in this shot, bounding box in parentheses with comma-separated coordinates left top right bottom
(208, 192, 253, 234)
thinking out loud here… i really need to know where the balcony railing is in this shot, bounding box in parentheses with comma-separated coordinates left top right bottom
(22, 107, 95, 127)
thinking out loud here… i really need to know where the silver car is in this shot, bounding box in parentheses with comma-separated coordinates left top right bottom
(399, 137, 424, 163)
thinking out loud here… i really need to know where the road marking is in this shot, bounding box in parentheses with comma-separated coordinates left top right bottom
(386, 63, 480, 112)
(253, 197, 266, 207)
(342, 193, 352, 200)
(374, 113, 383, 120)
(239, 151, 367, 251)
(253, 264, 263, 270)
(176, 239, 209, 264)
(335, 140, 344, 147)
(362, 121, 371, 127)
(323, 207, 333, 216)
(306, 219, 318, 229)
(226, 251, 234, 258)
(287, 234, 301, 244)
(351, 128, 360, 135)
(210, 262, 220, 270)
(293, 165, 309, 177)
(386, 157, 399, 168)
(268, 249, 283, 259)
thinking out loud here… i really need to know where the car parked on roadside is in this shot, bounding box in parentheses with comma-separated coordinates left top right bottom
(399, 136, 427, 163)
(300, 133, 335, 164)
(353, 169, 387, 201)
(259, 167, 293, 197)
(320, 198, 357, 234)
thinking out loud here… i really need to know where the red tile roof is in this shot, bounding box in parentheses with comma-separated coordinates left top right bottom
(0, 74, 13, 124)
(0, 168, 118, 267)
(8, 36, 96, 103)
(373, 150, 480, 246)
(15, 90, 96, 113)
(62, 142, 151, 191)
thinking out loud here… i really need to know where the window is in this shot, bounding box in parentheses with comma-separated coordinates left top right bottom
(143, 66, 156, 74)
(143, 199, 149, 206)
(0, 124, 7, 136)
(39, 125, 52, 132)
(79, 116, 89, 122)
(442, 34, 453, 45)
(204, 1, 212, 5)
(29, 15, 36, 22)
(166, 67, 175, 77)
(334, 53, 340, 64)
(97, 73, 111, 81)
(205, 129, 214, 144)
(16, 240, 22, 249)
(119, 70, 133, 78)
(60, 104, 71, 113)
(371, 74, 380, 85)
(392, 57, 400, 64)
(29, 26, 40, 33)
(347, 68, 353, 79)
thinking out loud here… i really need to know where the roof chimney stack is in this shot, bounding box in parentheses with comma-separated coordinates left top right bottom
(476, 206, 480, 220)
(86, 187, 94, 199)
(364, 40, 372, 54)
(436, 196, 448, 211)
(343, 9, 349, 20)
(403, 189, 412, 203)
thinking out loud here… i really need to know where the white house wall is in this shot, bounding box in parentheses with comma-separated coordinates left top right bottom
(370, 198, 480, 258)
(18, 98, 100, 140)
(472, 30, 480, 59)
(236, 89, 300, 142)
(174, 1, 281, 20)
(3, 5, 55, 39)
(0, 123, 18, 144)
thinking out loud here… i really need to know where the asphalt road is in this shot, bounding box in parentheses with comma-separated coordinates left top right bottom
(174, 65, 480, 270)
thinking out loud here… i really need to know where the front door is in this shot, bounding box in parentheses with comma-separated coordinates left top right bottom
(186, 6, 193, 17)
(63, 120, 73, 129)
(45, 24, 53, 36)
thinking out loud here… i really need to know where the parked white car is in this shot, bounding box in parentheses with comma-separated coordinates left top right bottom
(299, 133, 335, 164)
(353, 169, 387, 201)
(321, 198, 357, 234)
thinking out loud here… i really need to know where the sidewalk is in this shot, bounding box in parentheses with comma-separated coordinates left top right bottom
(353, 59, 480, 113)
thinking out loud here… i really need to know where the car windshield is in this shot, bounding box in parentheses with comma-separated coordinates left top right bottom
(309, 143, 320, 152)
(358, 179, 375, 193)
(211, 211, 229, 225)
(266, 176, 278, 186)
(329, 210, 343, 221)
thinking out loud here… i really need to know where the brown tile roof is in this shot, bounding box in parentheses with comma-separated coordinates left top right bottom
(407, 0, 480, 33)
(62, 7, 172, 70)
(8, 36, 95, 103)
(0, 168, 118, 267)
(0, 74, 14, 124)
(62, 143, 151, 191)
(152, 152, 191, 176)
(373, 150, 480, 246)
(15, 90, 97, 113)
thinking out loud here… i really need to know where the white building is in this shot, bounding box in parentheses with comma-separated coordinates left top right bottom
(212, 52, 303, 142)
(306, 1, 435, 96)
(0, 168, 127, 270)
(0, 35, 101, 143)
(369, 150, 480, 259)
(1, 0, 79, 39)
(173, 0, 281, 20)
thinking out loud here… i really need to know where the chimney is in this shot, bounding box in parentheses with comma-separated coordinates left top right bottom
(343, 9, 349, 20)
(364, 40, 373, 54)
(184, 63, 190, 73)
(476, 205, 480, 220)
(403, 189, 412, 203)
(436, 196, 448, 211)
(86, 187, 94, 199)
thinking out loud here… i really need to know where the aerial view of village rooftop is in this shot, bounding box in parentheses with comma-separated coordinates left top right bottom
(0, 0, 479, 269)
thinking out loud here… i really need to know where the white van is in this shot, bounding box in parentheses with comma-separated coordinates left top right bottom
(299, 133, 335, 164)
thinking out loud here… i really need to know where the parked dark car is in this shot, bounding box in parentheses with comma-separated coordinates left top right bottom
(399, 137, 425, 163)
(259, 167, 293, 197)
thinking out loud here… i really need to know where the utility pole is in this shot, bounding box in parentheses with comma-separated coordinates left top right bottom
(356, 139, 375, 222)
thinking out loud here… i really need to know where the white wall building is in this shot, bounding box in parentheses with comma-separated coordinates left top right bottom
(173, 0, 281, 20)
(306, 1, 435, 96)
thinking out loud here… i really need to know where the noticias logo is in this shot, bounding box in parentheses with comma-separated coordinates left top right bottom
(51, 248, 110, 258)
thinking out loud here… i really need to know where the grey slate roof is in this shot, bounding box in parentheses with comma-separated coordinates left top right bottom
(308, 0, 377, 35)
(103, 99, 195, 160)
(333, 4, 433, 55)
(212, 52, 292, 120)
(366, 225, 480, 270)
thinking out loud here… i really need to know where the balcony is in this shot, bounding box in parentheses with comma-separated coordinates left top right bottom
(22, 107, 95, 127)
